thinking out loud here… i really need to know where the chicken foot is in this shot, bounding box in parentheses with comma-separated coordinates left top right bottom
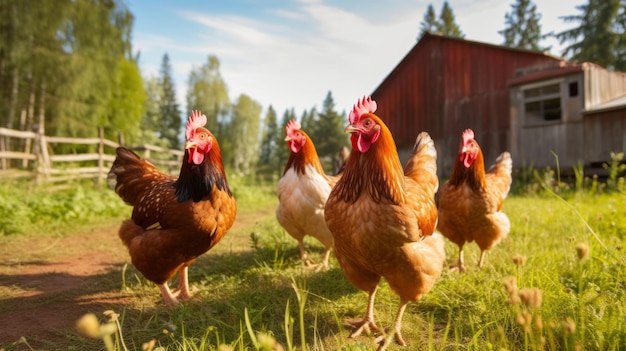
(298, 241, 331, 271)
(374, 299, 409, 350)
(158, 267, 195, 308)
(450, 246, 467, 273)
(349, 286, 380, 338)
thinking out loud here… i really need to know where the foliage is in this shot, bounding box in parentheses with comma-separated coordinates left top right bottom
(1, 171, 626, 350)
(258, 105, 281, 179)
(139, 75, 171, 148)
(103, 56, 146, 144)
(438, 1, 464, 38)
(417, 1, 464, 39)
(186, 55, 231, 132)
(418, 4, 438, 38)
(0, 182, 127, 235)
(556, 0, 626, 71)
(0, 0, 141, 145)
(500, 0, 546, 51)
(308, 91, 349, 174)
(158, 53, 182, 149)
(229, 94, 262, 176)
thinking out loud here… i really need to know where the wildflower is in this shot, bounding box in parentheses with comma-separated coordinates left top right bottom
(76, 313, 100, 339)
(512, 254, 527, 267)
(503, 276, 518, 295)
(519, 288, 542, 308)
(575, 243, 590, 260)
(562, 317, 576, 334)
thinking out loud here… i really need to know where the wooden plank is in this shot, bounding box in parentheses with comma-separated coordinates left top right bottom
(0, 151, 36, 160)
(49, 153, 102, 162)
(0, 127, 36, 139)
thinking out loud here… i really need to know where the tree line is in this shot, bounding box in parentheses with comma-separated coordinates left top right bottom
(1, 0, 624, 179)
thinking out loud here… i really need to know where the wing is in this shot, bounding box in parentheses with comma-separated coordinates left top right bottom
(485, 151, 512, 210)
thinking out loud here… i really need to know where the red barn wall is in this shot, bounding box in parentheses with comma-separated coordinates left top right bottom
(371, 33, 561, 176)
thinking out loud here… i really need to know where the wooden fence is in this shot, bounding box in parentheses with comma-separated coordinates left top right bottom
(0, 127, 184, 186)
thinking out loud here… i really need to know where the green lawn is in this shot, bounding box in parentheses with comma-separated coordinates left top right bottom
(1, 179, 625, 350)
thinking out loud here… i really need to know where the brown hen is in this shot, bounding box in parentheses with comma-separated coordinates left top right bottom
(324, 96, 445, 351)
(437, 128, 512, 272)
(108, 111, 236, 307)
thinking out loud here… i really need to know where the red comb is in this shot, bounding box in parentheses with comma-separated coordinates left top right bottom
(349, 96, 377, 124)
(186, 111, 207, 140)
(286, 119, 301, 137)
(461, 129, 474, 144)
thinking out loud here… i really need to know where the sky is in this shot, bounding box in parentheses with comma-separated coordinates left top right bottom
(126, 0, 581, 118)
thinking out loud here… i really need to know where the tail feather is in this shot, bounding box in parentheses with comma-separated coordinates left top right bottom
(488, 151, 512, 177)
(404, 132, 439, 194)
(108, 147, 166, 205)
(118, 219, 144, 248)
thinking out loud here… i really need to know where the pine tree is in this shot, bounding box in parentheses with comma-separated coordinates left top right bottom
(311, 91, 348, 173)
(557, 0, 626, 70)
(259, 105, 278, 167)
(158, 53, 182, 149)
(419, 4, 439, 39)
(500, 0, 545, 51)
(276, 108, 296, 175)
(438, 1, 464, 38)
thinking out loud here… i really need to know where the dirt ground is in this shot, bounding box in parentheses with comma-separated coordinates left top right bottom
(0, 221, 133, 349)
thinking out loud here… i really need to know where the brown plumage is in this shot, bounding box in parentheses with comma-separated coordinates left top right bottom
(324, 97, 445, 351)
(437, 128, 512, 272)
(108, 111, 236, 307)
(276, 120, 339, 270)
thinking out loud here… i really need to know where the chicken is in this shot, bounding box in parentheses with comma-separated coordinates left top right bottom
(108, 111, 236, 307)
(324, 96, 445, 351)
(437, 128, 512, 272)
(276, 119, 338, 270)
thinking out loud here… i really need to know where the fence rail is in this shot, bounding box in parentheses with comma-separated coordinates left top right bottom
(0, 127, 183, 186)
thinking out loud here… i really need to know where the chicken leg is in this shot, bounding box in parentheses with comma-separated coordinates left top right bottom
(450, 246, 467, 272)
(374, 298, 409, 350)
(158, 283, 180, 308)
(157, 266, 193, 308)
(349, 286, 380, 338)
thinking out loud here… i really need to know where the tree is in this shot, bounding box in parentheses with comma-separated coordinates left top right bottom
(310, 91, 348, 173)
(556, 0, 626, 70)
(500, 0, 545, 51)
(276, 108, 296, 175)
(259, 105, 279, 170)
(186, 55, 230, 131)
(438, 1, 464, 38)
(229, 94, 262, 175)
(103, 57, 146, 143)
(158, 53, 182, 149)
(419, 4, 439, 39)
(138, 75, 170, 147)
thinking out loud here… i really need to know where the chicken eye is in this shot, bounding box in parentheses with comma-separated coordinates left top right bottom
(199, 133, 207, 140)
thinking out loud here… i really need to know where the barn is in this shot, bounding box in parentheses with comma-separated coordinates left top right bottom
(371, 32, 626, 177)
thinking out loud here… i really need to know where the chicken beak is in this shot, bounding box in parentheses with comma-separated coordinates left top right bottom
(344, 124, 359, 134)
(185, 140, 197, 149)
(284, 136, 292, 142)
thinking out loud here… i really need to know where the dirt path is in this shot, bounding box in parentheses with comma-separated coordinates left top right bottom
(0, 221, 131, 348)
(0, 205, 270, 350)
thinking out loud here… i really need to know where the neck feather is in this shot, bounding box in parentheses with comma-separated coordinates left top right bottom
(175, 147, 231, 202)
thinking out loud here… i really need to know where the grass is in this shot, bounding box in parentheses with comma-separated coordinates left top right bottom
(2, 173, 626, 350)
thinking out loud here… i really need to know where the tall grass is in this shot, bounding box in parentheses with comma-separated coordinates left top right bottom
(2, 166, 625, 350)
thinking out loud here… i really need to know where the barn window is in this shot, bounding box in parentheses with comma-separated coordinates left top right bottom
(568, 82, 579, 97)
(522, 81, 562, 124)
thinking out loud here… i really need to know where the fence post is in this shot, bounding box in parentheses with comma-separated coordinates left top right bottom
(32, 124, 50, 183)
(97, 126, 104, 188)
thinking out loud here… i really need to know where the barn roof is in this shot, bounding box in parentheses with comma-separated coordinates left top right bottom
(371, 31, 562, 95)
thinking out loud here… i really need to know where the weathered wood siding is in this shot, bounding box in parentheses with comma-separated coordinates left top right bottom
(371, 32, 561, 176)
